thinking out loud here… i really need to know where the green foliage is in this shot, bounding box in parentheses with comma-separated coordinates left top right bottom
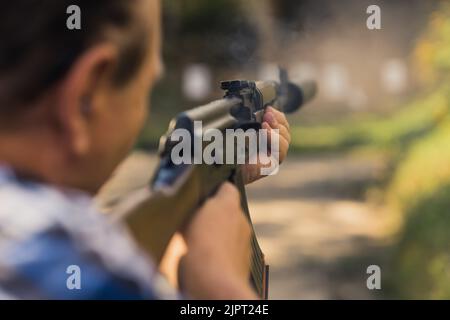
(290, 88, 448, 154)
(414, 2, 450, 84)
(390, 183, 450, 299)
(164, 0, 241, 36)
(388, 119, 450, 211)
(385, 119, 450, 299)
(385, 1, 450, 299)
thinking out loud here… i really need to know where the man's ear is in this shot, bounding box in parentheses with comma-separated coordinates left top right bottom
(55, 44, 119, 157)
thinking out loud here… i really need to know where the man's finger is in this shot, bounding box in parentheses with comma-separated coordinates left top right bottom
(262, 122, 289, 162)
(263, 122, 291, 144)
(266, 107, 290, 130)
(277, 124, 291, 144)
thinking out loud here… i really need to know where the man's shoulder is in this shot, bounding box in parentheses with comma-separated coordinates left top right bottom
(0, 173, 90, 239)
(0, 168, 176, 299)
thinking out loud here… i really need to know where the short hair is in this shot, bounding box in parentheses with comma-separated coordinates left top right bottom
(0, 0, 148, 114)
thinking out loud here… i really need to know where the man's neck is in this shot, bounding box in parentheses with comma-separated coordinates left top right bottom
(0, 129, 65, 186)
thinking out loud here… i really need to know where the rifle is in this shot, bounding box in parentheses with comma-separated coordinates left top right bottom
(110, 69, 317, 299)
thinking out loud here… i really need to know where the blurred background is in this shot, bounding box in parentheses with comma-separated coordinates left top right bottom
(110, 0, 450, 299)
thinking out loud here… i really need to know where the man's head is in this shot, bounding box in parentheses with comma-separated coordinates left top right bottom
(0, 0, 162, 193)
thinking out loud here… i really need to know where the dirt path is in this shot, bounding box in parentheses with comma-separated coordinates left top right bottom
(246, 154, 393, 299)
(98, 151, 394, 299)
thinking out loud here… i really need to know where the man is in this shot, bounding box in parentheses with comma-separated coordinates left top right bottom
(0, 0, 291, 299)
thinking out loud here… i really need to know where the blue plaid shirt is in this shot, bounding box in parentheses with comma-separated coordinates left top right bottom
(0, 165, 177, 300)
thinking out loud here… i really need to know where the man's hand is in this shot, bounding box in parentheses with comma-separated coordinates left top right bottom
(243, 106, 292, 184)
(178, 183, 258, 300)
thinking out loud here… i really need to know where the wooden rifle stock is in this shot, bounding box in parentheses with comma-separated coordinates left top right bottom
(111, 162, 269, 299)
